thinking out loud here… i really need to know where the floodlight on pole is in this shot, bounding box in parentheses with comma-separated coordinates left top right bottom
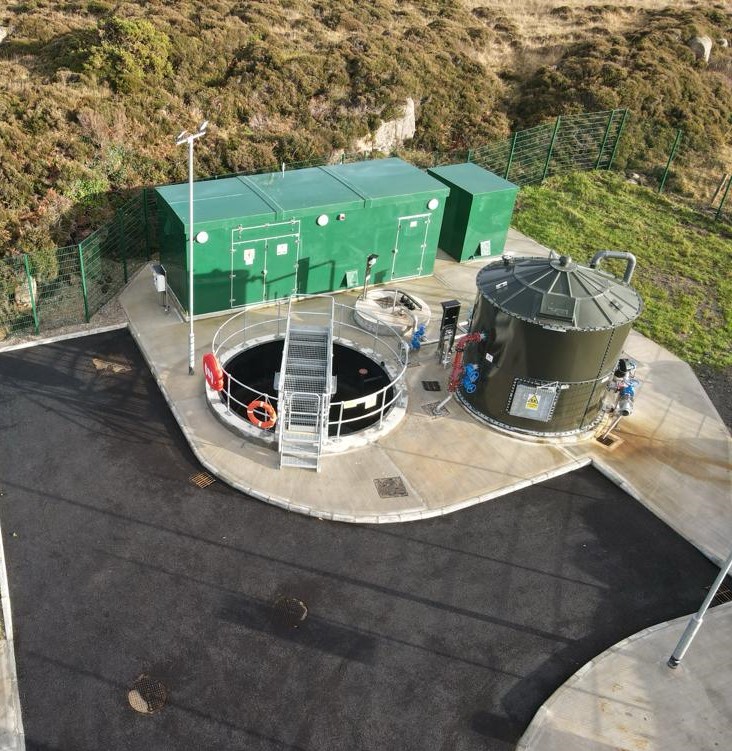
(176, 121, 208, 375)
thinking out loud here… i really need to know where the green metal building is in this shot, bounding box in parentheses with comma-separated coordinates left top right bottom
(427, 163, 518, 262)
(156, 158, 449, 316)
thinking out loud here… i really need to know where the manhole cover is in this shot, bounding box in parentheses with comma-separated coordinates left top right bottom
(710, 584, 732, 607)
(189, 471, 216, 488)
(273, 596, 308, 628)
(422, 380, 442, 392)
(374, 476, 408, 498)
(421, 401, 450, 417)
(128, 675, 167, 715)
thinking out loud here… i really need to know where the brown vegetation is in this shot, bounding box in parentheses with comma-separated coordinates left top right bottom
(0, 0, 730, 256)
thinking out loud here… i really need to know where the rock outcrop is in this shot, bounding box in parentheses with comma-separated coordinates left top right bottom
(355, 98, 416, 154)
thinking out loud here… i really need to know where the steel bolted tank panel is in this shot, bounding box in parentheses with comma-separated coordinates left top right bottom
(460, 255, 642, 436)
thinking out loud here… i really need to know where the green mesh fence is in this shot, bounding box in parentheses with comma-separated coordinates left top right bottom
(469, 109, 627, 186)
(0, 109, 634, 342)
(0, 191, 153, 341)
(0, 254, 39, 338)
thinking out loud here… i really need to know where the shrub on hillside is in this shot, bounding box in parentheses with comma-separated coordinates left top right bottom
(85, 16, 172, 93)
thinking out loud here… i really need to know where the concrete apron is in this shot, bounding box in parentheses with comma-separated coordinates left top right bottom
(119, 230, 732, 566)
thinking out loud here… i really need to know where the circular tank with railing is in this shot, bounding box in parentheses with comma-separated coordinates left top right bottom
(208, 295, 409, 452)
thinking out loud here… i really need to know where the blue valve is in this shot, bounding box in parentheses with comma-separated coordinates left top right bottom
(461, 363, 479, 392)
(410, 324, 426, 351)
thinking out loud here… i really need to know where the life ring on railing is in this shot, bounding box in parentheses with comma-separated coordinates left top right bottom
(246, 399, 278, 429)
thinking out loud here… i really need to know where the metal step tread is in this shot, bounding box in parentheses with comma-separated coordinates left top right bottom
(280, 455, 319, 469)
(282, 434, 319, 445)
(281, 380, 328, 393)
(281, 443, 320, 456)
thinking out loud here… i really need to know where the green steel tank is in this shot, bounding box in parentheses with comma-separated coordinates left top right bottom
(458, 251, 643, 437)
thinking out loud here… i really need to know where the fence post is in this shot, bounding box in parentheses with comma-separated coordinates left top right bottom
(467, 149, 473, 163)
(658, 129, 682, 194)
(142, 188, 151, 261)
(505, 132, 518, 181)
(541, 116, 561, 182)
(117, 208, 128, 283)
(715, 174, 732, 222)
(77, 243, 90, 322)
(595, 110, 616, 169)
(22, 254, 40, 334)
(607, 108, 628, 171)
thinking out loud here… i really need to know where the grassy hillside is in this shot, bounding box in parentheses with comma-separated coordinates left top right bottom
(1, 0, 730, 255)
(513, 172, 732, 370)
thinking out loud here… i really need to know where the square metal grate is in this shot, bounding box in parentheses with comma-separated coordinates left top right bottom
(189, 471, 216, 488)
(422, 380, 442, 392)
(596, 434, 623, 450)
(709, 584, 732, 607)
(374, 476, 408, 498)
(421, 400, 450, 417)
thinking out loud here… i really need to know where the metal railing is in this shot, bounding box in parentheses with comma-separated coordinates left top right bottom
(211, 295, 410, 442)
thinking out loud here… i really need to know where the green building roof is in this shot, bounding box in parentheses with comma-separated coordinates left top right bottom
(335, 157, 449, 199)
(156, 157, 448, 226)
(156, 177, 277, 225)
(428, 162, 517, 195)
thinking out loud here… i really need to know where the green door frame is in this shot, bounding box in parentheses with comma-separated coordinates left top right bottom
(230, 220, 300, 307)
(391, 213, 431, 280)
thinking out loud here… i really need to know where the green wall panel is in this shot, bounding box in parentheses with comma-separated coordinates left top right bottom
(155, 159, 448, 316)
(428, 163, 518, 262)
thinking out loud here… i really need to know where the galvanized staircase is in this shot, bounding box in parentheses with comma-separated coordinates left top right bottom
(277, 299, 334, 471)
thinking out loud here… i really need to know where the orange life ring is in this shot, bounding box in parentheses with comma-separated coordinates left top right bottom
(246, 399, 277, 429)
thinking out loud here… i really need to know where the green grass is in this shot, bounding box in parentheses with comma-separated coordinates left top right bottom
(512, 171, 732, 370)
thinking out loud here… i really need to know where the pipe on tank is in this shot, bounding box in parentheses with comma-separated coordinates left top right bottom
(589, 250, 637, 284)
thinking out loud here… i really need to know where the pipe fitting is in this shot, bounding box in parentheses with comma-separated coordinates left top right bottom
(589, 250, 637, 284)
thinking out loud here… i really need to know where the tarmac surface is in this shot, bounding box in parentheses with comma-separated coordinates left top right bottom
(0, 330, 728, 751)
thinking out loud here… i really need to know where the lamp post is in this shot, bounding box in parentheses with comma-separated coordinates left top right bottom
(176, 120, 208, 375)
(668, 547, 732, 668)
(361, 253, 379, 300)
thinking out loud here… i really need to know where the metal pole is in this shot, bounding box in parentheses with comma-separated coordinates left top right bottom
(177, 121, 208, 375)
(77, 243, 90, 323)
(22, 254, 40, 334)
(607, 108, 628, 171)
(595, 110, 615, 169)
(118, 208, 128, 283)
(668, 548, 732, 668)
(142, 187, 151, 260)
(541, 116, 561, 183)
(658, 129, 682, 194)
(188, 136, 195, 375)
(505, 132, 517, 180)
(715, 174, 732, 222)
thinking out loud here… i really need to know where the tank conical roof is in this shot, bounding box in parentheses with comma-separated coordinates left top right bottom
(476, 254, 642, 331)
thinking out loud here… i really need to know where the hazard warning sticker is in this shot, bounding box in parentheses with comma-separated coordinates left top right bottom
(508, 381, 559, 422)
(525, 394, 540, 410)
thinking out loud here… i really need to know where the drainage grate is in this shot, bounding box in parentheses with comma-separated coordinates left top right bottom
(596, 434, 623, 450)
(128, 675, 167, 714)
(709, 584, 732, 607)
(273, 596, 308, 628)
(421, 401, 450, 417)
(189, 471, 216, 488)
(422, 380, 442, 392)
(374, 476, 408, 498)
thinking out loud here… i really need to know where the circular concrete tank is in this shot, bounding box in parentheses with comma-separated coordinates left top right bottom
(223, 339, 394, 437)
(458, 253, 643, 437)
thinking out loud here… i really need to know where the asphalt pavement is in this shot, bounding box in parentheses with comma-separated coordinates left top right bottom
(0, 330, 725, 751)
